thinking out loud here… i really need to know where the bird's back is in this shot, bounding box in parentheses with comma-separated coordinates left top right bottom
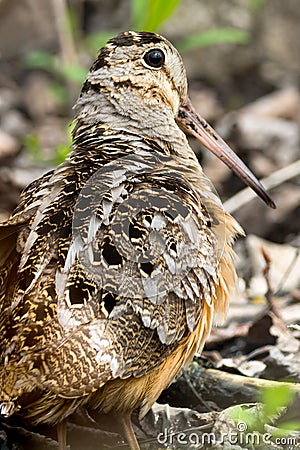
(0, 123, 238, 425)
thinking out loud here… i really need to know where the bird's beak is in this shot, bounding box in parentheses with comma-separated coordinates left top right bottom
(177, 99, 276, 208)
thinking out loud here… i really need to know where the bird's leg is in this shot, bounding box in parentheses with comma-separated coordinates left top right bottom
(57, 419, 67, 450)
(119, 413, 140, 450)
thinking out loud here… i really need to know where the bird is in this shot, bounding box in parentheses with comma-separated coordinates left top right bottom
(0, 31, 275, 450)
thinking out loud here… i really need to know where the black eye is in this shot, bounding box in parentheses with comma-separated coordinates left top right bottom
(143, 49, 165, 69)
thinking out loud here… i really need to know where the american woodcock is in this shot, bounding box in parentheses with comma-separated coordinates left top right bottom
(0, 31, 275, 450)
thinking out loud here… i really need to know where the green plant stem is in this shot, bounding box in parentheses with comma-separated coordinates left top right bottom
(52, 0, 79, 104)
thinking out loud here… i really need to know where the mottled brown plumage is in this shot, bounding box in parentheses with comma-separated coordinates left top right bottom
(0, 31, 274, 450)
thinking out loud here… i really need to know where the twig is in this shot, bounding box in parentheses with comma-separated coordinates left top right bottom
(175, 365, 300, 412)
(224, 159, 300, 213)
(52, 0, 79, 103)
(276, 247, 300, 294)
(260, 246, 283, 318)
(182, 370, 214, 411)
(200, 367, 300, 394)
(261, 246, 273, 305)
(52, 0, 78, 66)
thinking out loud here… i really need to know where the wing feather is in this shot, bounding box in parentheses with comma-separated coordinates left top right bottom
(0, 152, 235, 407)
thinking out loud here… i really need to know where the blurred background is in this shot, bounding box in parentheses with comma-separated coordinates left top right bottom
(0, 1, 299, 448)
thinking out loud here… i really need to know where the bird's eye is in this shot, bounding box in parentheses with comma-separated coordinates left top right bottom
(143, 49, 165, 69)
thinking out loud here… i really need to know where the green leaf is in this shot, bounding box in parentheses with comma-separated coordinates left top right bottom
(229, 405, 259, 430)
(85, 31, 116, 55)
(143, 0, 180, 31)
(48, 82, 69, 107)
(131, 0, 149, 30)
(54, 121, 74, 164)
(58, 63, 87, 84)
(24, 51, 56, 71)
(54, 144, 70, 164)
(23, 133, 43, 161)
(260, 384, 295, 420)
(278, 421, 300, 432)
(25, 52, 87, 85)
(67, 5, 80, 38)
(249, 0, 266, 12)
(176, 28, 249, 52)
(67, 121, 76, 139)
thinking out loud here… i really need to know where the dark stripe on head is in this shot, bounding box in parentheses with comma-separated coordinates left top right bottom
(108, 32, 137, 48)
(90, 45, 112, 72)
(108, 31, 163, 48)
(134, 32, 163, 45)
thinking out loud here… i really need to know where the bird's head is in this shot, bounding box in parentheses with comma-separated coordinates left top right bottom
(75, 31, 275, 208)
(75, 31, 188, 132)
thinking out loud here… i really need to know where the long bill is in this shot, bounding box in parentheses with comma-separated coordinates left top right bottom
(177, 99, 276, 209)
